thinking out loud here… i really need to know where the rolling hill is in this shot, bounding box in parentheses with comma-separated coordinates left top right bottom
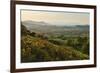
(21, 23, 89, 62)
(22, 20, 89, 37)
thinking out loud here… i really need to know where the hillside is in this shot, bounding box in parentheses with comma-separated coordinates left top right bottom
(21, 24, 89, 62)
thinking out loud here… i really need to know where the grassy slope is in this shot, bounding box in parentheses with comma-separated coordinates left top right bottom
(21, 35, 89, 62)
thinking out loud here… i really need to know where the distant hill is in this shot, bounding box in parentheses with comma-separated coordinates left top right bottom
(22, 20, 89, 36)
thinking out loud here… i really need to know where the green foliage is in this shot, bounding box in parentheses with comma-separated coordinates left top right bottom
(21, 24, 89, 63)
(48, 36, 89, 55)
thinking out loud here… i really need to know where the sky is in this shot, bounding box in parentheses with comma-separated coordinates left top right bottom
(21, 10, 90, 25)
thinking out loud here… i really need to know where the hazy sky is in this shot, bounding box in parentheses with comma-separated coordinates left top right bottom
(21, 10, 90, 25)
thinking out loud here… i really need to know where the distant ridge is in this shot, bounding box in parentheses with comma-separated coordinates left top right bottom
(22, 20, 89, 36)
